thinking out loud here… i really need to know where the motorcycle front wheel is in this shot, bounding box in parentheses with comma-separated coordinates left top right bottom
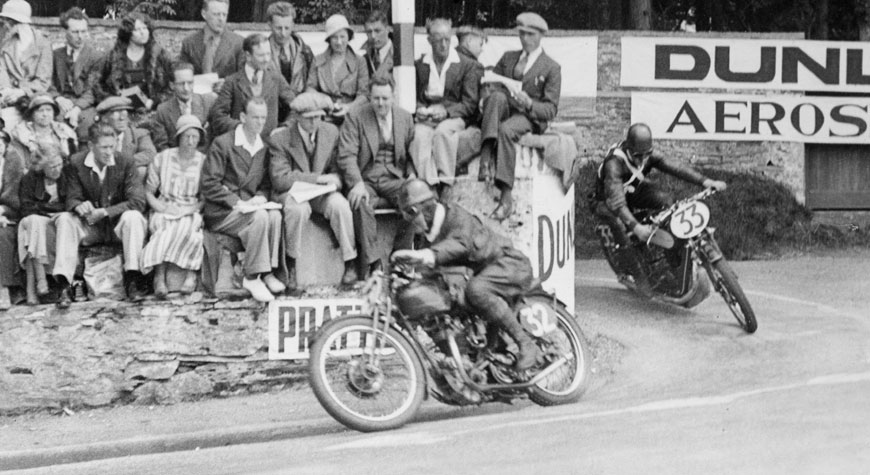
(308, 316, 426, 432)
(709, 260, 758, 334)
(528, 300, 592, 406)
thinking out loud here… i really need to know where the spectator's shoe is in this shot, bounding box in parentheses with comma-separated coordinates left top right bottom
(262, 273, 286, 294)
(243, 277, 275, 302)
(489, 198, 513, 221)
(126, 277, 148, 302)
(71, 280, 87, 302)
(341, 263, 359, 286)
(56, 286, 72, 309)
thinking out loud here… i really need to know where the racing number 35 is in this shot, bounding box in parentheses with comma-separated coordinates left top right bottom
(670, 202, 710, 239)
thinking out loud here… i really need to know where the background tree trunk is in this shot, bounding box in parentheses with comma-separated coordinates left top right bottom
(814, 0, 829, 39)
(860, 0, 870, 40)
(629, 0, 652, 29)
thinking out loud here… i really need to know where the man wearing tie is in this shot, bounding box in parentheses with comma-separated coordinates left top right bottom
(179, 0, 244, 91)
(478, 12, 560, 220)
(152, 62, 214, 151)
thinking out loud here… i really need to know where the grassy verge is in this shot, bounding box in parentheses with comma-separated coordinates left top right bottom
(574, 164, 870, 260)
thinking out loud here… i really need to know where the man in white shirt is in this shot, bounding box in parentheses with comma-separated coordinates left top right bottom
(201, 97, 285, 302)
(409, 18, 482, 198)
(478, 12, 561, 220)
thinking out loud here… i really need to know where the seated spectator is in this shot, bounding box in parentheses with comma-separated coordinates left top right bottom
(0, 130, 24, 310)
(10, 94, 77, 170)
(179, 0, 244, 92)
(18, 142, 66, 305)
(306, 14, 369, 124)
(337, 75, 416, 276)
(0, 0, 51, 117)
(201, 97, 285, 302)
(269, 92, 357, 289)
(95, 96, 157, 178)
(152, 62, 214, 152)
(479, 12, 560, 220)
(52, 123, 148, 308)
(210, 33, 296, 139)
(95, 11, 173, 112)
(266, 1, 313, 97)
(410, 19, 482, 198)
(142, 115, 206, 298)
(49, 7, 102, 142)
(455, 25, 487, 62)
(362, 10, 393, 79)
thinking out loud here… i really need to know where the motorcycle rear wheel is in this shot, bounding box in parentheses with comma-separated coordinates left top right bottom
(709, 260, 758, 334)
(528, 301, 592, 406)
(309, 316, 426, 432)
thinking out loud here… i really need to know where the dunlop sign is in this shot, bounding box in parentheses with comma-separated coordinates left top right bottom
(530, 175, 575, 313)
(631, 92, 870, 143)
(620, 37, 870, 93)
(268, 299, 366, 360)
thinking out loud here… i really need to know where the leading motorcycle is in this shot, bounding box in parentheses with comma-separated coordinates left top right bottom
(308, 262, 592, 432)
(595, 188, 758, 333)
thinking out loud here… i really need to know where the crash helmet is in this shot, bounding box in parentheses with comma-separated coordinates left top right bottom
(625, 122, 654, 160)
(398, 179, 436, 220)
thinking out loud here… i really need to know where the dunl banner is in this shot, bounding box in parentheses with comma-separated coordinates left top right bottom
(531, 175, 575, 313)
(632, 92, 870, 143)
(621, 37, 870, 93)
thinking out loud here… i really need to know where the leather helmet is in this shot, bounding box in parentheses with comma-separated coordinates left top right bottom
(398, 179, 436, 216)
(625, 122, 653, 156)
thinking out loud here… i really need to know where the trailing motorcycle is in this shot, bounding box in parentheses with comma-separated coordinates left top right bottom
(595, 188, 758, 333)
(308, 262, 592, 432)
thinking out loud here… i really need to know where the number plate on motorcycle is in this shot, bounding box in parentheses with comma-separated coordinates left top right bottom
(669, 201, 710, 239)
(518, 302, 559, 338)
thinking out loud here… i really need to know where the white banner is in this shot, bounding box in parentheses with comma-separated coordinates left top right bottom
(632, 92, 870, 143)
(239, 30, 598, 98)
(531, 176, 576, 313)
(268, 298, 366, 360)
(621, 37, 870, 93)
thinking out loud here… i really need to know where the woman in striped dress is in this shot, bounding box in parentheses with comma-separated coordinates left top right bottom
(141, 115, 206, 298)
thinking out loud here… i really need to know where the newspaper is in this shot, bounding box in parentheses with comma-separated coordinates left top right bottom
(289, 182, 337, 203)
(236, 201, 283, 214)
(193, 73, 220, 95)
(481, 70, 523, 95)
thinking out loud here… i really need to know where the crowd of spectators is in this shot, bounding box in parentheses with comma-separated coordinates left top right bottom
(0, 0, 560, 310)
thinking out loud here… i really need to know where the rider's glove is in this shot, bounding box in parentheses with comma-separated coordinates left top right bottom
(702, 179, 727, 192)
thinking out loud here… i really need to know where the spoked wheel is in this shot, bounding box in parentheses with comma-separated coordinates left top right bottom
(709, 260, 758, 334)
(527, 299, 592, 406)
(308, 316, 426, 432)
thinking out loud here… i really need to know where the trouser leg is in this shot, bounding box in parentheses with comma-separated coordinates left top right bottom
(494, 114, 533, 190)
(282, 194, 312, 260)
(432, 118, 466, 185)
(51, 212, 94, 283)
(212, 209, 273, 275)
(114, 210, 147, 272)
(409, 123, 438, 185)
(352, 182, 380, 266)
(312, 192, 357, 261)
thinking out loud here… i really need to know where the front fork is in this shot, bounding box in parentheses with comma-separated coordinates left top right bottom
(691, 228, 724, 280)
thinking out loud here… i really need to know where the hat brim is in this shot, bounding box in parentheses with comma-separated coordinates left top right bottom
(0, 12, 31, 24)
(27, 102, 59, 116)
(175, 125, 206, 139)
(517, 24, 545, 34)
(299, 110, 326, 118)
(325, 27, 354, 41)
(100, 105, 134, 114)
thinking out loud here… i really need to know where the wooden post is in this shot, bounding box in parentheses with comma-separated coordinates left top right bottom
(392, 0, 415, 113)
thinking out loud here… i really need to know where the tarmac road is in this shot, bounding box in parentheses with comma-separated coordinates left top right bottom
(4, 255, 870, 474)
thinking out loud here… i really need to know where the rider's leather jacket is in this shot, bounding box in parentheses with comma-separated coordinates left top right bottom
(596, 141, 706, 230)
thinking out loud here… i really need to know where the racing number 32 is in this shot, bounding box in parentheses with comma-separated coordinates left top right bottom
(520, 303, 557, 337)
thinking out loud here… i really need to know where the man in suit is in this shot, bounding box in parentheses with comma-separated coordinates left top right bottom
(266, 2, 313, 98)
(96, 97, 156, 179)
(53, 123, 148, 307)
(201, 97, 285, 303)
(152, 62, 214, 151)
(337, 75, 416, 276)
(410, 18, 482, 197)
(210, 33, 296, 139)
(479, 12, 561, 220)
(49, 7, 102, 141)
(179, 0, 244, 92)
(455, 25, 486, 62)
(269, 92, 357, 288)
(362, 10, 393, 79)
(0, 0, 52, 111)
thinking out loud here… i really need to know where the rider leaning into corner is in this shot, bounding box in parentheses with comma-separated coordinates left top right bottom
(390, 179, 541, 370)
(592, 123, 728, 286)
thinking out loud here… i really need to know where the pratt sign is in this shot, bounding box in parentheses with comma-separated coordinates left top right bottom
(621, 37, 870, 93)
(632, 92, 870, 143)
(268, 299, 366, 360)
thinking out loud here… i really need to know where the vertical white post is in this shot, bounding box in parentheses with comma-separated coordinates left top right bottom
(392, 0, 415, 113)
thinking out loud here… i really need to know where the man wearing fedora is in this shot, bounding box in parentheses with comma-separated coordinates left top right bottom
(152, 62, 214, 152)
(0, 0, 52, 112)
(49, 7, 102, 142)
(269, 92, 357, 288)
(53, 122, 149, 306)
(478, 12, 561, 221)
(95, 96, 156, 180)
(210, 33, 296, 139)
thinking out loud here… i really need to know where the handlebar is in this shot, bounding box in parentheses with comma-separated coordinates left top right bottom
(649, 187, 718, 227)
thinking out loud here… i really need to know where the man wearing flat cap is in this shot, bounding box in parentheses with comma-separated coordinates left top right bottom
(269, 92, 357, 288)
(96, 96, 156, 180)
(478, 12, 561, 221)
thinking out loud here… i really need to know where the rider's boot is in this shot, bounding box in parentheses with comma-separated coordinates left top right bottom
(498, 312, 541, 371)
(615, 247, 654, 296)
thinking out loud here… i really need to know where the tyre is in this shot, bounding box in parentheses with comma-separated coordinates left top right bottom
(708, 260, 758, 333)
(308, 316, 427, 432)
(528, 300, 593, 406)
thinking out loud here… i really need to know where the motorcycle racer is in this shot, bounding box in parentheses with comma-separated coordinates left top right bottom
(390, 179, 541, 370)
